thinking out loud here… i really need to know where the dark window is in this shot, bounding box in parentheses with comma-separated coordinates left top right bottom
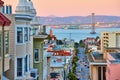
(34, 49, 39, 62)
(10, 6, 12, 14)
(24, 27, 28, 42)
(25, 56, 27, 72)
(17, 27, 23, 43)
(103, 67, 106, 80)
(98, 67, 101, 80)
(17, 58, 22, 77)
(2, 6, 4, 13)
(6, 6, 9, 14)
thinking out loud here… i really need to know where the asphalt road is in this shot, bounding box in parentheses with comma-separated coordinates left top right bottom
(76, 47, 89, 80)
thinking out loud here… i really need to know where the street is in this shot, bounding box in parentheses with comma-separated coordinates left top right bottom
(76, 47, 89, 80)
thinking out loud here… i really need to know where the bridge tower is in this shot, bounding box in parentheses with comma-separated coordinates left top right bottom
(90, 13, 96, 34)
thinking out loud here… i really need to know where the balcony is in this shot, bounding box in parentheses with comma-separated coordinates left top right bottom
(33, 33, 48, 39)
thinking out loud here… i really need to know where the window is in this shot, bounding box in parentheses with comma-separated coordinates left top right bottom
(2, 6, 4, 14)
(34, 49, 39, 62)
(9, 5, 12, 14)
(98, 67, 101, 80)
(6, 5, 9, 14)
(25, 56, 27, 72)
(17, 27, 23, 43)
(4, 32, 9, 54)
(24, 27, 28, 42)
(29, 28, 31, 40)
(103, 67, 106, 80)
(17, 58, 22, 77)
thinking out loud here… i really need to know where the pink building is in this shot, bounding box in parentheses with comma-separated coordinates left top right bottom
(106, 53, 120, 80)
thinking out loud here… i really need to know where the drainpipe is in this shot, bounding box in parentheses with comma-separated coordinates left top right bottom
(2, 22, 5, 77)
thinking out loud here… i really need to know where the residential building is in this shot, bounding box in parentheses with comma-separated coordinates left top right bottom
(88, 52, 106, 80)
(5, 0, 38, 80)
(28, 0, 48, 79)
(0, 0, 11, 79)
(106, 52, 120, 80)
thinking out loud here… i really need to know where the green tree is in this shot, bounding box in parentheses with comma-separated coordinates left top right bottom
(68, 72, 77, 80)
(74, 42, 79, 48)
(79, 40, 83, 44)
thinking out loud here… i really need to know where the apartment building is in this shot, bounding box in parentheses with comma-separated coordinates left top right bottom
(101, 32, 120, 53)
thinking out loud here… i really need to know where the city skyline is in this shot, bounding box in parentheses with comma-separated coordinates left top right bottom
(4, 0, 120, 17)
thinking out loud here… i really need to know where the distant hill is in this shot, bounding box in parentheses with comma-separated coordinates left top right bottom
(38, 15, 120, 25)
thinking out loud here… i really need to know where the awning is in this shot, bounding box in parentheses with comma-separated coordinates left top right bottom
(0, 12, 11, 26)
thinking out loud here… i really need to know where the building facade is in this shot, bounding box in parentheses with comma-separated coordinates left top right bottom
(5, 0, 38, 80)
(101, 32, 120, 53)
(0, 0, 11, 79)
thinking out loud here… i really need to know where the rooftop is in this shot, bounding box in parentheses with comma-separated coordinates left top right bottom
(92, 52, 104, 60)
(110, 53, 120, 60)
(88, 52, 106, 65)
(50, 61, 65, 67)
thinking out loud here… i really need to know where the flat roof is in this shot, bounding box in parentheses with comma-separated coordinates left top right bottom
(110, 53, 120, 60)
(88, 52, 106, 65)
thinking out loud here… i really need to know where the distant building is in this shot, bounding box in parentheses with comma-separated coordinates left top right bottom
(46, 40, 74, 80)
(101, 32, 120, 53)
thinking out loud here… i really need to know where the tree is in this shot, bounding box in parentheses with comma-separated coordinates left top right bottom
(68, 72, 77, 80)
(79, 40, 83, 44)
(96, 36, 100, 41)
(74, 42, 79, 48)
(56, 40, 63, 45)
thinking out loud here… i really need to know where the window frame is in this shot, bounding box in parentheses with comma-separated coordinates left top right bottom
(17, 58, 23, 77)
(34, 49, 40, 63)
(17, 27, 23, 44)
(24, 27, 29, 42)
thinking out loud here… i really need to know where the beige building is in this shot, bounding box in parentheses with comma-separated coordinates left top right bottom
(101, 32, 120, 53)
(4, 0, 38, 80)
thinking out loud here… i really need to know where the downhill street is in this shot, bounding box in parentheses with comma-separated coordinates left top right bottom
(76, 47, 89, 80)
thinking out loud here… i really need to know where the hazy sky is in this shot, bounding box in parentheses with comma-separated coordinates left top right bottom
(4, 0, 120, 16)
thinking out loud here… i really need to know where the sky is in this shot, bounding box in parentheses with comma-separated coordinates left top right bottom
(4, 0, 120, 17)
